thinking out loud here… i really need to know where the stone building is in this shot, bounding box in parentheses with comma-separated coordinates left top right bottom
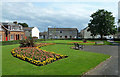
(80, 27, 93, 39)
(117, 1, 120, 39)
(48, 28, 78, 39)
(23, 27, 33, 39)
(79, 27, 100, 39)
(39, 32, 48, 39)
(23, 27, 40, 39)
(80, 27, 114, 39)
(0, 22, 25, 41)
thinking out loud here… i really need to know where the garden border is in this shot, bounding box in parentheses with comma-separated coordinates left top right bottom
(11, 43, 68, 66)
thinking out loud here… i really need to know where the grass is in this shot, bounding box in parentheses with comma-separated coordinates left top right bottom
(114, 41, 120, 44)
(37, 40, 112, 45)
(103, 41, 114, 45)
(2, 43, 110, 75)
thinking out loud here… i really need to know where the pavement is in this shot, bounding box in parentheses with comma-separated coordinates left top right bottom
(82, 41, 119, 76)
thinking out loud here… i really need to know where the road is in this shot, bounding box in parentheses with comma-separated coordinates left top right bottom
(82, 42, 119, 76)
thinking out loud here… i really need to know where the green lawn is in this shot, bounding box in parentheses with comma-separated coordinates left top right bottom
(37, 40, 112, 45)
(2, 43, 110, 75)
(114, 41, 120, 44)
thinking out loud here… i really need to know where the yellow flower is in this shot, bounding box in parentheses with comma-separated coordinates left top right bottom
(54, 58, 56, 61)
(56, 56, 60, 58)
(43, 61, 46, 63)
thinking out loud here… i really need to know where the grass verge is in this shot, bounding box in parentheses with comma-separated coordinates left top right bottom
(2, 44, 110, 75)
(38, 40, 113, 45)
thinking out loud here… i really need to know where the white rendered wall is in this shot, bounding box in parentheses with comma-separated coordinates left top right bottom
(32, 27, 40, 39)
(0, 25, 3, 31)
(118, 1, 120, 26)
(118, 1, 120, 20)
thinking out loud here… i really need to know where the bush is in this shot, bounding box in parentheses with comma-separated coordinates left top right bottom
(83, 39, 87, 43)
(35, 39, 45, 42)
(19, 37, 35, 47)
(0, 40, 20, 45)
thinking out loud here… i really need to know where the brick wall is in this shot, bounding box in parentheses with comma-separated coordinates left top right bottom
(9, 31, 25, 40)
(0, 31, 5, 41)
(0, 31, 25, 41)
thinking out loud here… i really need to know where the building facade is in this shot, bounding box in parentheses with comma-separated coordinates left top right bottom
(0, 22, 25, 41)
(23, 27, 33, 39)
(23, 27, 40, 39)
(80, 27, 94, 39)
(80, 27, 100, 39)
(117, 1, 120, 38)
(80, 27, 114, 39)
(32, 27, 40, 39)
(48, 28, 78, 39)
(39, 32, 48, 39)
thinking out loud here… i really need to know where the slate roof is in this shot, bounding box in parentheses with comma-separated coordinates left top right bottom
(48, 28, 78, 31)
(0, 22, 20, 26)
(23, 27, 34, 31)
(0, 22, 23, 31)
(39, 32, 47, 35)
(83, 27, 89, 30)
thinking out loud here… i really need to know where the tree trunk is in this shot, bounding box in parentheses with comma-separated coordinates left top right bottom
(92, 36, 95, 39)
(100, 34, 103, 39)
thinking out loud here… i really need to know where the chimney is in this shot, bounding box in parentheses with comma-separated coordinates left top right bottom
(13, 21, 17, 24)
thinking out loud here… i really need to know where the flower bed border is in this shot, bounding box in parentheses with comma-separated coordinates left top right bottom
(69, 42, 95, 43)
(11, 43, 68, 66)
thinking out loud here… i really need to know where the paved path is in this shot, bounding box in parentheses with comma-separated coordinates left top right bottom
(82, 42, 119, 76)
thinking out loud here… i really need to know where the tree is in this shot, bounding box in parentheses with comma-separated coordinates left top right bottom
(118, 26, 120, 32)
(87, 9, 117, 39)
(18, 23, 28, 27)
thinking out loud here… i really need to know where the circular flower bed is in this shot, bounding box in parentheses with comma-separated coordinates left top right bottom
(11, 43, 68, 66)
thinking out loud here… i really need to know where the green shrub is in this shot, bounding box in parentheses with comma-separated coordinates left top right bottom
(19, 37, 35, 47)
(0, 40, 20, 45)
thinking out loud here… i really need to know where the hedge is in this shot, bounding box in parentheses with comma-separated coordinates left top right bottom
(0, 40, 20, 45)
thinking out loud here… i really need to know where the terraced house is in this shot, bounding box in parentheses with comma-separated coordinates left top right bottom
(0, 22, 25, 41)
(48, 28, 78, 39)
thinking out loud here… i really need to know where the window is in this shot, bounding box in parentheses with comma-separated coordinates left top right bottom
(0, 35, 2, 41)
(65, 36, 67, 38)
(60, 36, 62, 38)
(55, 35, 57, 38)
(11, 35, 14, 40)
(21, 35, 23, 40)
(60, 31, 62, 33)
(26, 31, 29, 32)
(70, 31, 73, 34)
(74, 36, 76, 38)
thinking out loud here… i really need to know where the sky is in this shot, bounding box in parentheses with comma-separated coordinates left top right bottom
(0, 0, 119, 32)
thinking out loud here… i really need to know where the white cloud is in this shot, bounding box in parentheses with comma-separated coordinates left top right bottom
(1, 0, 119, 2)
(1, 2, 118, 32)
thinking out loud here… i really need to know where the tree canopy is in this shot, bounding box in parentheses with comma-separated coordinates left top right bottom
(87, 9, 117, 39)
(18, 23, 29, 27)
(118, 26, 120, 32)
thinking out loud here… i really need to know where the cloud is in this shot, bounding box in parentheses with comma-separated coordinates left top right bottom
(1, 0, 119, 2)
(1, 2, 118, 32)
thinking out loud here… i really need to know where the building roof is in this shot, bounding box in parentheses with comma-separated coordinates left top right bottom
(83, 27, 89, 30)
(23, 27, 34, 30)
(39, 32, 47, 35)
(48, 28, 78, 31)
(0, 22, 20, 26)
(0, 22, 21, 31)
